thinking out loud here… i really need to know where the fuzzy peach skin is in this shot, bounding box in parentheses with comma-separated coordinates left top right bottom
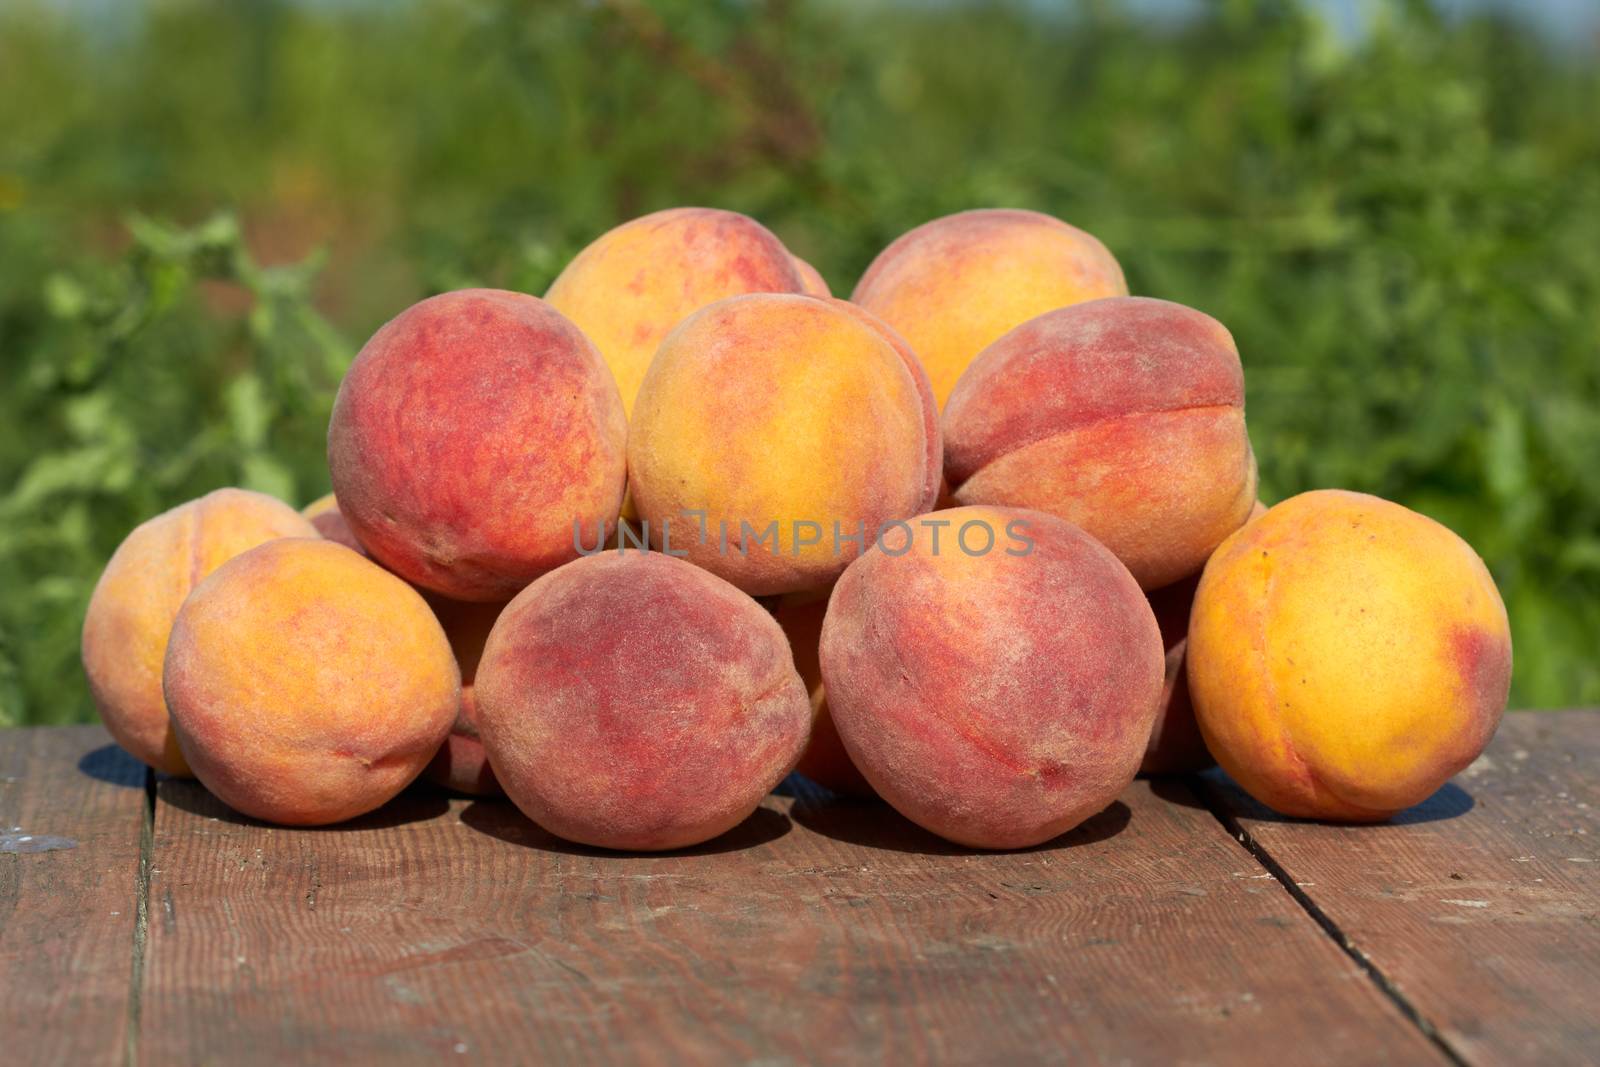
(475, 552, 811, 851)
(1187, 490, 1512, 821)
(163, 538, 459, 826)
(851, 208, 1127, 406)
(545, 208, 809, 417)
(302, 494, 501, 795)
(944, 296, 1258, 591)
(81, 488, 317, 776)
(790, 254, 831, 297)
(327, 288, 627, 602)
(772, 593, 876, 798)
(1140, 501, 1267, 776)
(301, 493, 367, 555)
(819, 506, 1163, 849)
(628, 293, 941, 596)
(1139, 573, 1209, 776)
(829, 298, 943, 514)
(420, 595, 506, 796)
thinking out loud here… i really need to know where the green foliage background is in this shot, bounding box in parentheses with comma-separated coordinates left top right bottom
(1, 0, 1597, 726)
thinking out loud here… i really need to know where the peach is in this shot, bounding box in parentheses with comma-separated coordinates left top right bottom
(944, 296, 1258, 590)
(790, 254, 831, 298)
(163, 538, 459, 825)
(303, 494, 503, 795)
(475, 552, 811, 851)
(1187, 490, 1512, 821)
(301, 493, 505, 796)
(1139, 502, 1268, 776)
(301, 493, 366, 555)
(81, 488, 317, 776)
(829, 298, 942, 514)
(327, 288, 626, 602)
(1139, 574, 1211, 776)
(546, 207, 810, 417)
(852, 208, 1127, 406)
(819, 506, 1164, 849)
(771, 594, 875, 798)
(628, 294, 941, 595)
(420, 595, 505, 797)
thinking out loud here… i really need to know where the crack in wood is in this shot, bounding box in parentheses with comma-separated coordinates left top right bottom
(124, 767, 155, 1067)
(1187, 773, 1471, 1067)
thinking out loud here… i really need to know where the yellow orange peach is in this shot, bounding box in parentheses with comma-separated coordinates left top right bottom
(852, 209, 1127, 406)
(790, 254, 830, 298)
(546, 207, 809, 417)
(628, 293, 940, 595)
(81, 488, 316, 776)
(1187, 491, 1512, 820)
(301, 493, 366, 555)
(163, 538, 459, 825)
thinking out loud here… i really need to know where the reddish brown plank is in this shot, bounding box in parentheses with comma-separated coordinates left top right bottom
(137, 771, 1442, 1066)
(0, 725, 150, 1065)
(1203, 709, 1600, 1066)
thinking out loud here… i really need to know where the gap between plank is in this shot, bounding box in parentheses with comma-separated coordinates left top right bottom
(124, 768, 155, 1067)
(1186, 774, 1471, 1067)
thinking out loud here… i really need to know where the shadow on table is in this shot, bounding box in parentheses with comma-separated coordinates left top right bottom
(156, 775, 451, 830)
(786, 776, 1133, 856)
(1147, 770, 1476, 826)
(457, 798, 793, 857)
(77, 744, 147, 789)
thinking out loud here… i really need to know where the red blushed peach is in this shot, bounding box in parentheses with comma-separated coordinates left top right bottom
(852, 208, 1127, 406)
(163, 539, 459, 826)
(475, 552, 811, 851)
(546, 207, 809, 417)
(819, 506, 1164, 849)
(944, 296, 1257, 591)
(772, 594, 876, 798)
(1139, 574, 1210, 776)
(1138, 501, 1267, 776)
(82, 488, 318, 776)
(328, 288, 626, 602)
(420, 595, 505, 797)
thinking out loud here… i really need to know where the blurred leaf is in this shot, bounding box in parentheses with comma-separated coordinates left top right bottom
(225, 373, 274, 449)
(240, 452, 296, 502)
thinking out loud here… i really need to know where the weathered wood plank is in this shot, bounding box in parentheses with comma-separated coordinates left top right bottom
(0, 725, 149, 1066)
(137, 772, 1442, 1066)
(1204, 709, 1600, 1067)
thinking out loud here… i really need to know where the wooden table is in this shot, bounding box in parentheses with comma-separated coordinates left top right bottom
(2, 711, 1594, 1065)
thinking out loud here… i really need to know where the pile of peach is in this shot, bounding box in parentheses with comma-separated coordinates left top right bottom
(82, 207, 1512, 851)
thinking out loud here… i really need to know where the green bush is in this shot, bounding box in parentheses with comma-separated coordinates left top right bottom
(1, 0, 1596, 725)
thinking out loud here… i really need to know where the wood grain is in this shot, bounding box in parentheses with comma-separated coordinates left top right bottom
(1203, 710, 1600, 1067)
(135, 772, 1442, 1066)
(0, 725, 150, 1065)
